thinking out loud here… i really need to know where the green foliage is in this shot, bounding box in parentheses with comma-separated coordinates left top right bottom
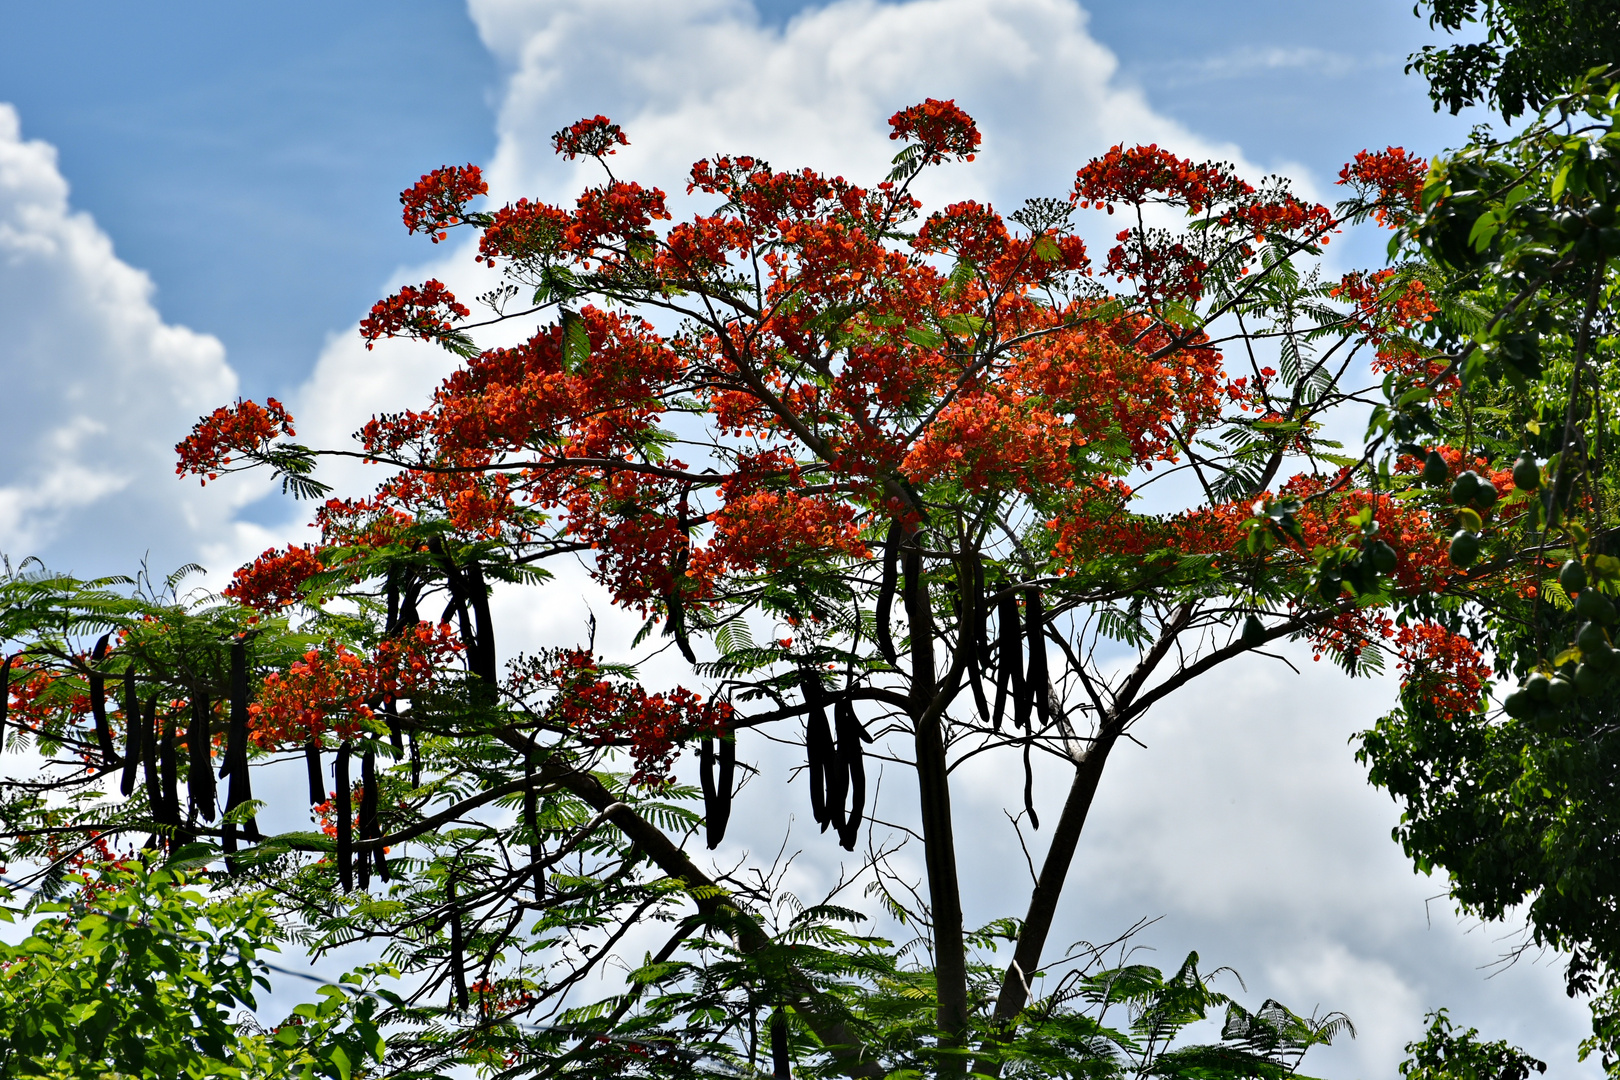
(0, 858, 389, 1080)
(1411, 0, 1620, 119)
(1398, 1009, 1546, 1080)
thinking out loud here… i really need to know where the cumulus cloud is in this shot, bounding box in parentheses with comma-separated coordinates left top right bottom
(0, 104, 274, 578)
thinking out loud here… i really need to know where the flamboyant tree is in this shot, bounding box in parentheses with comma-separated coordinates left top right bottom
(0, 94, 1547, 1077)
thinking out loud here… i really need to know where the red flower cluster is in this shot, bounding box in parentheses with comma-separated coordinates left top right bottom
(1075, 145, 1251, 215)
(249, 627, 460, 746)
(888, 98, 981, 164)
(224, 544, 325, 612)
(1331, 269, 1440, 377)
(553, 115, 629, 160)
(359, 280, 471, 349)
(174, 398, 295, 482)
(521, 650, 732, 786)
(1338, 147, 1428, 228)
(400, 164, 488, 242)
(1396, 620, 1490, 721)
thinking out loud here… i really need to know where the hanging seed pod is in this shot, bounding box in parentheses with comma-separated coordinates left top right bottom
(1025, 588, 1052, 730)
(876, 520, 901, 666)
(90, 635, 116, 765)
(0, 653, 10, 750)
(665, 547, 698, 664)
(825, 701, 849, 835)
(800, 668, 833, 829)
(335, 741, 353, 893)
(120, 669, 143, 797)
(1023, 739, 1040, 831)
(304, 738, 324, 804)
(358, 746, 377, 890)
(383, 696, 404, 752)
(835, 699, 866, 851)
(141, 697, 162, 845)
(700, 736, 720, 848)
(771, 1009, 790, 1080)
(716, 734, 735, 843)
(409, 730, 422, 788)
(447, 872, 469, 1012)
(188, 689, 216, 821)
(399, 574, 422, 628)
(159, 719, 181, 850)
(998, 592, 1028, 729)
(973, 557, 992, 667)
(464, 560, 499, 691)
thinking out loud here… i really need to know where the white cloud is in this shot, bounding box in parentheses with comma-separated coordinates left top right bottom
(0, 104, 274, 578)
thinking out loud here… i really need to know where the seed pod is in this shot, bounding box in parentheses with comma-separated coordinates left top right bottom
(90, 634, 116, 765)
(385, 572, 400, 637)
(998, 593, 1029, 729)
(716, 735, 735, 843)
(972, 556, 992, 668)
(447, 872, 468, 1012)
(141, 697, 163, 838)
(358, 746, 377, 891)
(701, 735, 719, 848)
(0, 653, 10, 749)
(464, 560, 499, 693)
(120, 669, 143, 797)
(188, 689, 215, 821)
(800, 670, 833, 829)
(1023, 738, 1040, 831)
(399, 574, 422, 629)
(771, 1009, 790, 1080)
(304, 738, 325, 804)
(1025, 589, 1052, 730)
(876, 520, 901, 666)
(825, 702, 849, 835)
(835, 699, 866, 852)
(159, 720, 180, 848)
(383, 696, 404, 752)
(336, 741, 353, 893)
(409, 730, 422, 788)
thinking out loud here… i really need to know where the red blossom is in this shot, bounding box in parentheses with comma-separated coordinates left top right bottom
(552, 115, 629, 160)
(888, 98, 981, 164)
(400, 164, 488, 242)
(175, 398, 296, 482)
(224, 545, 325, 612)
(359, 279, 471, 349)
(1338, 147, 1428, 228)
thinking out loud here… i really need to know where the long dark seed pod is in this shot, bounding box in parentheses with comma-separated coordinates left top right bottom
(875, 520, 901, 666)
(834, 699, 866, 851)
(358, 747, 377, 890)
(1025, 588, 1052, 730)
(700, 736, 720, 849)
(383, 696, 404, 752)
(224, 647, 259, 846)
(90, 634, 116, 765)
(771, 1009, 790, 1080)
(336, 741, 353, 893)
(120, 668, 143, 796)
(399, 574, 421, 628)
(998, 592, 1028, 729)
(524, 736, 540, 898)
(464, 559, 499, 691)
(973, 556, 992, 668)
(159, 717, 180, 849)
(800, 669, 833, 829)
(141, 696, 162, 846)
(716, 735, 735, 843)
(1023, 738, 1040, 831)
(0, 653, 12, 749)
(825, 701, 851, 834)
(448, 872, 469, 1011)
(188, 689, 215, 820)
(304, 738, 324, 804)
(409, 730, 421, 788)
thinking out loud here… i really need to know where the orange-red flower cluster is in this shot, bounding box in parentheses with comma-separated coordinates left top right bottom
(552, 115, 629, 160)
(1075, 145, 1251, 215)
(224, 544, 325, 613)
(1396, 620, 1491, 721)
(359, 279, 470, 350)
(1331, 269, 1440, 377)
(174, 398, 295, 482)
(888, 98, 981, 164)
(400, 164, 488, 242)
(1337, 147, 1428, 228)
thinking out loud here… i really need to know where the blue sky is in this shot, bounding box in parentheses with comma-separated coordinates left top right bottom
(2, 2, 1591, 1075)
